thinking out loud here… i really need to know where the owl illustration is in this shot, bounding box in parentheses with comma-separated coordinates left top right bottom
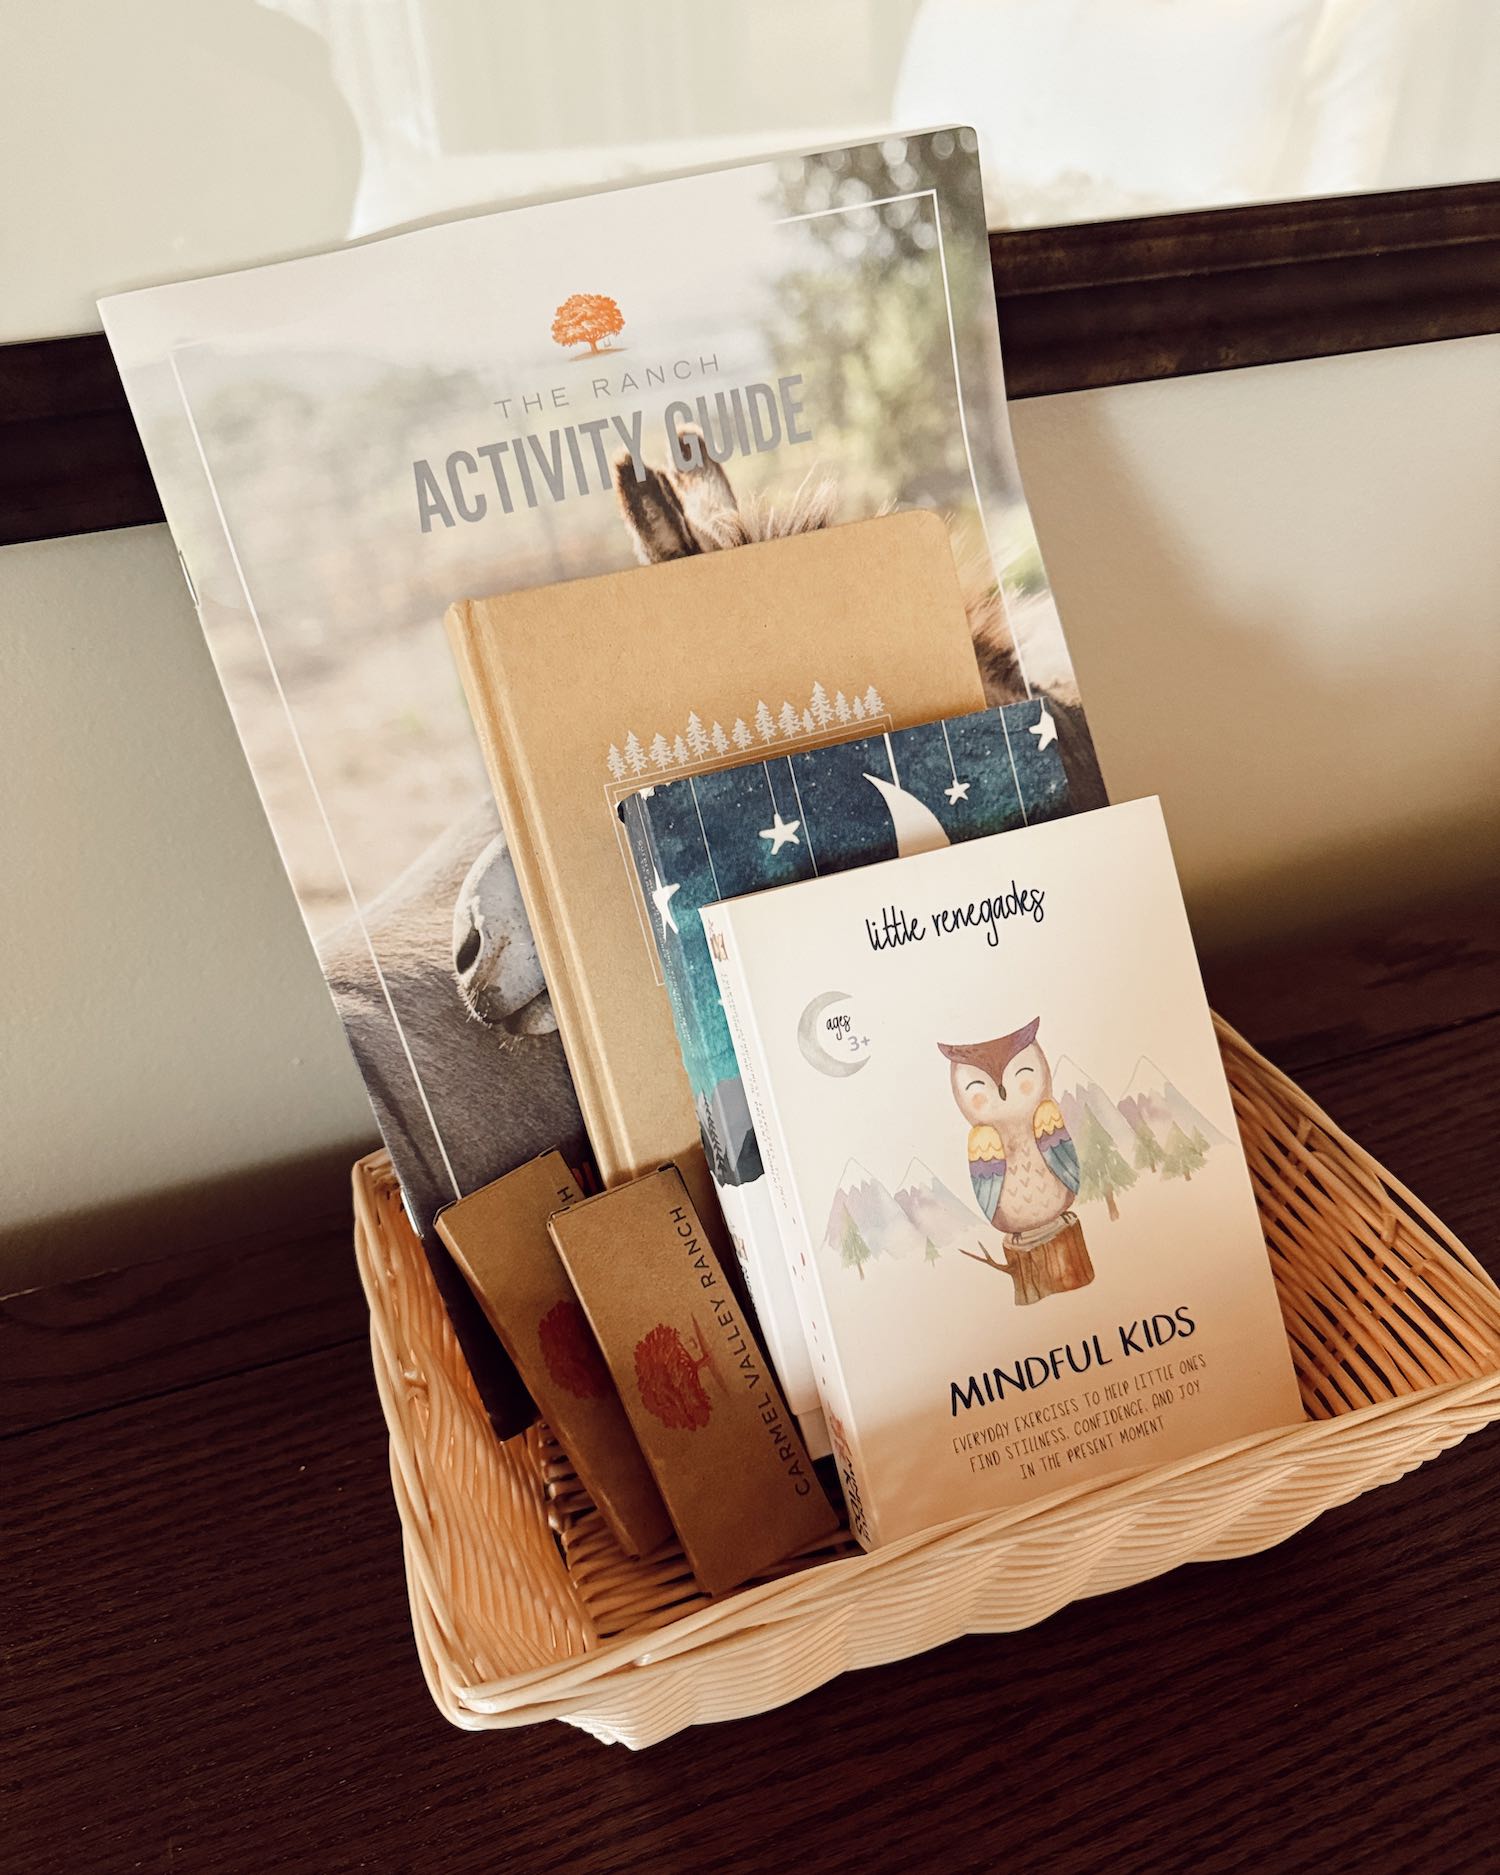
(939, 1018, 1081, 1242)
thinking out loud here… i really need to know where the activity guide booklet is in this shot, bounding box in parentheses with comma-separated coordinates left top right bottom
(102, 128, 1102, 1407)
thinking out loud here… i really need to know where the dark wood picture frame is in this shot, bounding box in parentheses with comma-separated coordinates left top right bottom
(2, 179, 1497, 548)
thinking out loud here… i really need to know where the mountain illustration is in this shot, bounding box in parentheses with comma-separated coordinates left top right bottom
(823, 1060, 1226, 1274)
(823, 1161, 927, 1277)
(893, 1159, 991, 1253)
(1118, 1057, 1226, 1150)
(1052, 1054, 1139, 1159)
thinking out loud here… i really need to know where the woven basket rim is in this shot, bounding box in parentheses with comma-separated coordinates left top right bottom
(446, 1362, 1500, 1714)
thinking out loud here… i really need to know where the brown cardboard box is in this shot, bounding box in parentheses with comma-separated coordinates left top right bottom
(548, 1166, 840, 1594)
(444, 512, 986, 1232)
(436, 1151, 672, 1558)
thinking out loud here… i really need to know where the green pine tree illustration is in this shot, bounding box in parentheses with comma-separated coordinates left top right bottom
(1076, 1107, 1137, 1221)
(1161, 1121, 1208, 1184)
(840, 1212, 873, 1280)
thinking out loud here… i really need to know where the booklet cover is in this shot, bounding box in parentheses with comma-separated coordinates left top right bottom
(701, 799, 1303, 1549)
(618, 695, 1070, 1434)
(99, 128, 1100, 1260)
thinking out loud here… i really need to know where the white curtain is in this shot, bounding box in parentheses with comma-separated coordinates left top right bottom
(895, 0, 1500, 225)
(262, 0, 1499, 237)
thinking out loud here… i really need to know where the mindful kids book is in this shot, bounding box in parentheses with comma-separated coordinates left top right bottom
(702, 798, 1303, 1548)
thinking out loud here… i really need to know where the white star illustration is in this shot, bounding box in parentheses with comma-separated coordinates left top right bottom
(1029, 703, 1058, 752)
(650, 868, 680, 935)
(945, 778, 970, 804)
(759, 810, 801, 854)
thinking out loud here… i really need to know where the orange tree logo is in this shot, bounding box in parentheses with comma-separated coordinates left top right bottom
(633, 1317, 721, 1430)
(551, 292, 625, 357)
(536, 1298, 611, 1401)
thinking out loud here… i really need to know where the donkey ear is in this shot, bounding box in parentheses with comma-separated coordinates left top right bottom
(664, 426, 740, 547)
(614, 455, 701, 564)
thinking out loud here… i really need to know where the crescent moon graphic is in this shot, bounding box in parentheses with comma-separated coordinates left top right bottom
(864, 772, 952, 859)
(797, 990, 869, 1078)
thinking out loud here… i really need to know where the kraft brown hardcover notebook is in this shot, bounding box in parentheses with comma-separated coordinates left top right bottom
(445, 511, 987, 1446)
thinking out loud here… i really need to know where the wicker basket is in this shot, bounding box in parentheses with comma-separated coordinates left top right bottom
(353, 1017, 1500, 1748)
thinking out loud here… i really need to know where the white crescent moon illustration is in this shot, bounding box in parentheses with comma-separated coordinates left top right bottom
(864, 772, 951, 858)
(797, 990, 869, 1077)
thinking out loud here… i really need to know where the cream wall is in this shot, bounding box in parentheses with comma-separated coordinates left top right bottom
(0, 529, 377, 1289)
(1011, 333, 1500, 946)
(4, 334, 1497, 1289)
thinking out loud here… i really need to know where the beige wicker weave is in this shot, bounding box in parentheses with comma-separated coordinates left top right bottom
(353, 1017, 1500, 1748)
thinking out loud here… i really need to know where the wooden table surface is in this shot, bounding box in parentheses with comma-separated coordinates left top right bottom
(6, 894, 1499, 1875)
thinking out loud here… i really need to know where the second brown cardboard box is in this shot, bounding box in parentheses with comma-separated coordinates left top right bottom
(549, 1166, 840, 1593)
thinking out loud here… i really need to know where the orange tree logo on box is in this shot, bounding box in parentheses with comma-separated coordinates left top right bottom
(551, 292, 625, 357)
(634, 1317, 722, 1430)
(537, 1297, 611, 1400)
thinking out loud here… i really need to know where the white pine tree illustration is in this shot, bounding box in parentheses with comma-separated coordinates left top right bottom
(710, 721, 730, 755)
(863, 683, 884, 717)
(649, 732, 673, 770)
(810, 681, 833, 728)
(754, 701, 777, 744)
(685, 711, 709, 759)
(672, 733, 689, 766)
(606, 743, 627, 781)
(623, 731, 648, 774)
(801, 708, 815, 733)
(851, 695, 866, 721)
(778, 700, 800, 739)
(732, 718, 753, 750)
(833, 690, 851, 723)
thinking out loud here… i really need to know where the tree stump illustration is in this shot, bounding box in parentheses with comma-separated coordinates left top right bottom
(536, 1298, 611, 1400)
(960, 1213, 1094, 1305)
(633, 1315, 723, 1430)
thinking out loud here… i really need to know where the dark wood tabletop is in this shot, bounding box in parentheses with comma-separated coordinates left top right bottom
(6, 892, 1499, 1875)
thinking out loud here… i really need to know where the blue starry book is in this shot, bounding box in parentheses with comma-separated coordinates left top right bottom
(619, 697, 1073, 1429)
